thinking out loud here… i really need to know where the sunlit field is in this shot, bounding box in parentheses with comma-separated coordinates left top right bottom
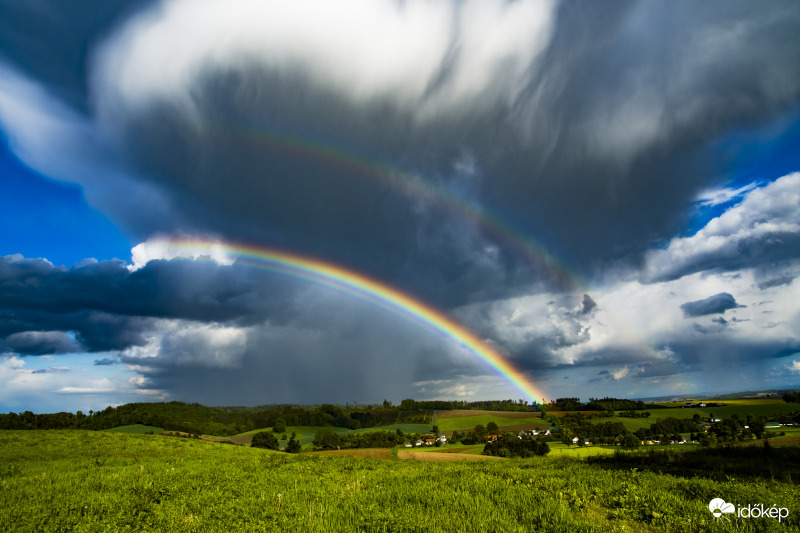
(2, 430, 798, 532)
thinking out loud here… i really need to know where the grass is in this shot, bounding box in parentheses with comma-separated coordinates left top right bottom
(649, 399, 800, 419)
(435, 413, 546, 433)
(2, 430, 798, 532)
(547, 443, 619, 457)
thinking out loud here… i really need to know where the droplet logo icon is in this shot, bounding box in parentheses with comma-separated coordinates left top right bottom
(709, 498, 735, 518)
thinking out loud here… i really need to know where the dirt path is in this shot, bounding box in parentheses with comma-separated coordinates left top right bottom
(308, 449, 393, 460)
(397, 450, 504, 462)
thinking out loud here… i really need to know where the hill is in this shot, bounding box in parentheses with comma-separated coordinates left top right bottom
(1, 430, 796, 532)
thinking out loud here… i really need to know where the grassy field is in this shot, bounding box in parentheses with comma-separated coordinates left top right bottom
(651, 399, 800, 419)
(1, 430, 798, 532)
(434, 411, 545, 434)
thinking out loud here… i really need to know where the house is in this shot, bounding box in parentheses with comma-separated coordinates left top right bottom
(523, 429, 551, 437)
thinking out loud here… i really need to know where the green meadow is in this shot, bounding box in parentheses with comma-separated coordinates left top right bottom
(2, 430, 799, 532)
(434, 413, 546, 434)
(652, 400, 800, 420)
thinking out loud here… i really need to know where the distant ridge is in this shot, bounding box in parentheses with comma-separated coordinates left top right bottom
(635, 387, 799, 403)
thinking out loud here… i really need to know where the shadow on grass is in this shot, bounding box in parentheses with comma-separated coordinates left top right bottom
(586, 443, 800, 484)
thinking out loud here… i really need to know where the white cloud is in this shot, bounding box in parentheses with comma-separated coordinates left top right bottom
(612, 367, 630, 380)
(129, 236, 235, 270)
(644, 173, 800, 282)
(92, 0, 555, 130)
(790, 360, 800, 374)
(56, 386, 115, 394)
(695, 182, 759, 207)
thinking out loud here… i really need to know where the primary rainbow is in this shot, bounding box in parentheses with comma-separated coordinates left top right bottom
(153, 237, 547, 403)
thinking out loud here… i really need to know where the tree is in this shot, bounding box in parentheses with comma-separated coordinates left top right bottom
(432, 425, 440, 435)
(313, 429, 342, 449)
(561, 428, 574, 447)
(251, 431, 279, 450)
(749, 419, 766, 439)
(621, 433, 639, 450)
(474, 424, 487, 437)
(698, 433, 716, 447)
(486, 422, 499, 434)
(273, 419, 287, 434)
(286, 438, 301, 453)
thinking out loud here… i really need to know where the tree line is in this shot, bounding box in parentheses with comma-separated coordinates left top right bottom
(547, 397, 652, 412)
(397, 399, 541, 412)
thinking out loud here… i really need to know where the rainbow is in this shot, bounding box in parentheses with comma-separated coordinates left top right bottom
(202, 125, 692, 393)
(222, 127, 684, 366)
(150, 237, 547, 403)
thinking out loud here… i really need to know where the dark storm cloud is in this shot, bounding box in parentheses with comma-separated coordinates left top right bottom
(0, 254, 297, 354)
(1, 330, 80, 355)
(680, 293, 743, 318)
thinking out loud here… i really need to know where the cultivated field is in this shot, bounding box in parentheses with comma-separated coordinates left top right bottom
(1, 430, 798, 532)
(433, 410, 546, 434)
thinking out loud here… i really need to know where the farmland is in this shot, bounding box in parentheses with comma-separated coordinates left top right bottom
(2, 398, 799, 531)
(434, 410, 546, 434)
(2, 430, 799, 532)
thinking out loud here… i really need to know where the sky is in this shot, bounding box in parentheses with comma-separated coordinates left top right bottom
(1, 0, 800, 413)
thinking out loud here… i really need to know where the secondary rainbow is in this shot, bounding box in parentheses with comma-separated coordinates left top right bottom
(155, 237, 546, 403)
(217, 124, 578, 289)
